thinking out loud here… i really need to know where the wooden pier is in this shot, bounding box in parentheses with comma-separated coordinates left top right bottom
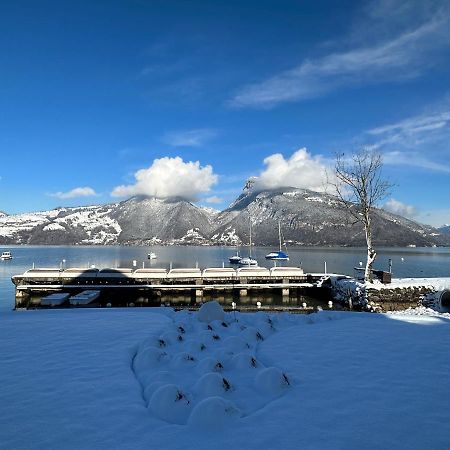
(12, 266, 333, 309)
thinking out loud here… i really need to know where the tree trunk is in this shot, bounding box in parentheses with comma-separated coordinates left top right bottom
(364, 218, 376, 282)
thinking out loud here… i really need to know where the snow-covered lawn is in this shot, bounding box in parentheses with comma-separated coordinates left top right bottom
(1, 306, 449, 449)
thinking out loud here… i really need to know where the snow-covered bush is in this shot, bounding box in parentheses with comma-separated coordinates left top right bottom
(133, 307, 293, 428)
(222, 335, 250, 353)
(188, 396, 241, 429)
(255, 367, 290, 397)
(148, 384, 192, 425)
(329, 275, 367, 309)
(195, 372, 233, 397)
(231, 352, 261, 371)
(198, 301, 225, 323)
(133, 347, 169, 374)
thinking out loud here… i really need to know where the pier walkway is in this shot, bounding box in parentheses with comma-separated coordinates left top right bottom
(12, 266, 334, 309)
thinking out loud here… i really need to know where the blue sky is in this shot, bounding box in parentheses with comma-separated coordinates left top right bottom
(1, 0, 449, 226)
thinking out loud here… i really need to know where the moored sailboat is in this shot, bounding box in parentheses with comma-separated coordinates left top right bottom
(229, 246, 242, 264)
(239, 218, 257, 266)
(265, 220, 289, 261)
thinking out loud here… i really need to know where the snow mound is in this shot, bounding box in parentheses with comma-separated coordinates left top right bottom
(255, 367, 291, 397)
(195, 372, 233, 397)
(143, 381, 166, 402)
(222, 335, 250, 353)
(198, 301, 225, 323)
(197, 356, 226, 373)
(140, 369, 172, 390)
(160, 330, 184, 345)
(198, 330, 223, 344)
(188, 396, 241, 429)
(231, 352, 261, 371)
(171, 352, 197, 368)
(241, 326, 265, 343)
(132, 308, 296, 428)
(133, 347, 168, 375)
(148, 384, 192, 425)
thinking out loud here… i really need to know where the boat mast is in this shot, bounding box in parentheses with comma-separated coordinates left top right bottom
(249, 218, 252, 258)
(278, 220, 282, 252)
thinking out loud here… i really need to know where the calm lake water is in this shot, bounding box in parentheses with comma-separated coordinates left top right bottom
(1, 245, 449, 311)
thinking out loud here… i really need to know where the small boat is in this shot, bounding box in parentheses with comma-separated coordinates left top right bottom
(229, 245, 242, 264)
(70, 290, 101, 307)
(1, 251, 12, 260)
(229, 254, 242, 264)
(239, 218, 258, 267)
(147, 252, 157, 260)
(239, 256, 258, 266)
(265, 221, 289, 261)
(265, 250, 289, 261)
(41, 293, 70, 307)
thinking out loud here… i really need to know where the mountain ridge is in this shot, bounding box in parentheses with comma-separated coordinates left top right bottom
(438, 224, 450, 235)
(0, 189, 448, 247)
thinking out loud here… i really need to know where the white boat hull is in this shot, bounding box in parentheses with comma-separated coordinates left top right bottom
(70, 290, 101, 306)
(41, 293, 70, 307)
(238, 258, 258, 267)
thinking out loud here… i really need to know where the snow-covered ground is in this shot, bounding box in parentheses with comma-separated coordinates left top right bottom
(1, 306, 449, 449)
(368, 277, 450, 291)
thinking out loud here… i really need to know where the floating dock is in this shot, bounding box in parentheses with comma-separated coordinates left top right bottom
(12, 266, 332, 309)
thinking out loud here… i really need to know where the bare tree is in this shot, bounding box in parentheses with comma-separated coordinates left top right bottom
(334, 148, 391, 282)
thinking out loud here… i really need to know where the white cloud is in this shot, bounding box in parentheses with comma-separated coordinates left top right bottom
(255, 148, 333, 192)
(369, 113, 450, 137)
(363, 99, 450, 173)
(383, 198, 418, 218)
(205, 196, 223, 204)
(368, 110, 450, 146)
(111, 156, 218, 201)
(383, 151, 450, 173)
(230, 6, 450, 108)
(50, 187, 98, 199)
(161, 128, 217, 147)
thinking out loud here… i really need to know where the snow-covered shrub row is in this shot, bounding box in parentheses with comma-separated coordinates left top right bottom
(327, 276, 367, 309)
(132, 301, 295, 428)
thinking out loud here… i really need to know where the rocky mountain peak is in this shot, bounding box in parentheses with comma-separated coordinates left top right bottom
(243, 177, 258, 193)
(0, 186, 449, 246)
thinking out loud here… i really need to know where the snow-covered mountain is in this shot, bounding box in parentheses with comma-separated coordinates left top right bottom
(0, 197, 215, 245)
(109, 196, 215, 245)
(0, 187, 448, 246)
(438, 224, 450, 234)
(0, 204, 122, 245)
(213, 185, 448, 247)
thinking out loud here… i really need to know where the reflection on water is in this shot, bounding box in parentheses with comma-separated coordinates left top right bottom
(1, 245, 449, 310)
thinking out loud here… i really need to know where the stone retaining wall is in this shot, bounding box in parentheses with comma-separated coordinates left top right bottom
(366, 286, 435, 312)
